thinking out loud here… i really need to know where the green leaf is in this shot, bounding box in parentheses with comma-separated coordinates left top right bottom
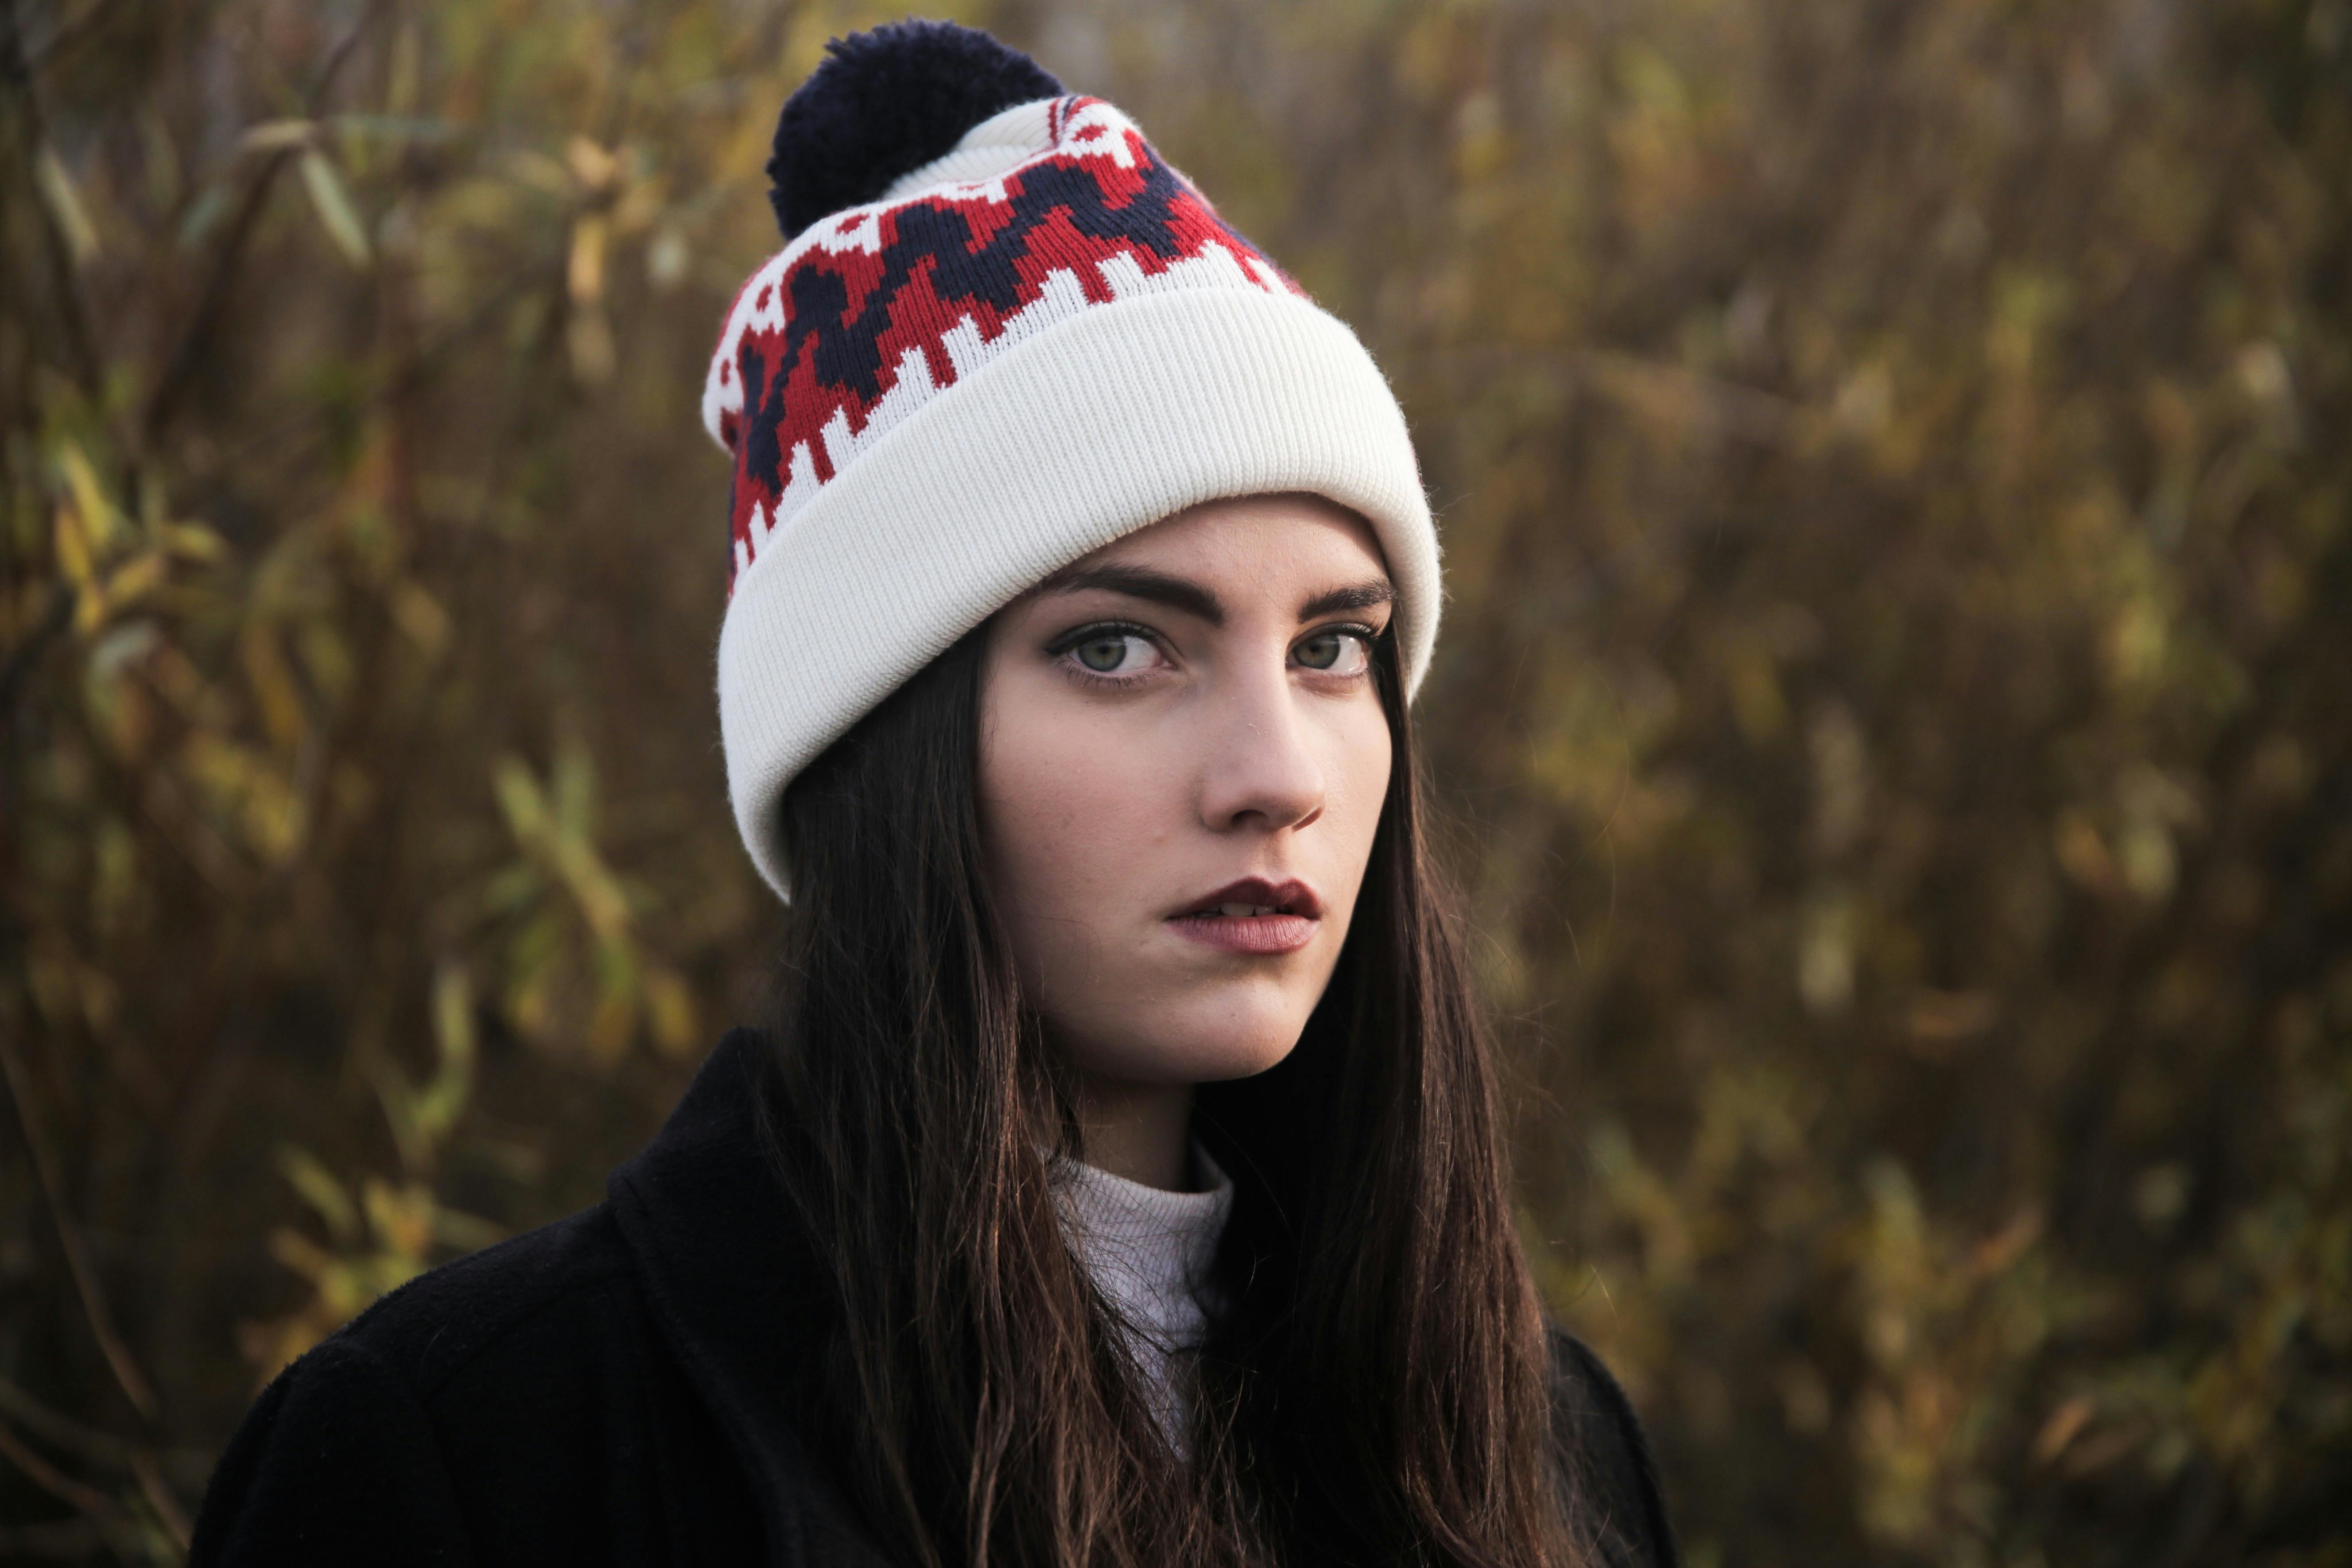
(299, 148, 372, 267)
(415, 962, 476, 1140)
(274, 1146, 360, 1242)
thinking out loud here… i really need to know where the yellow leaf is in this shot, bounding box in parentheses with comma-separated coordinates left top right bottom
(240, 621, 307, 750)
(432, 1209, 505, 1253)
(181, 731, 254, 799)
(568, 213, 608, 303)
(561, 842, 633, 945)
(161, 520, 227, 561)
(565, 135, 618, 191)
(586, 979, 636, 1066)
(363, 1179, 435, 1261)
(613, 175, 666, 235)
(568, 304, 616, 385)
(53, 503, 93, 587)
(2033, 1396, 2096, 1465)
(58, 441, 119, 555)
(244, 772, 306, 863)
(390, 580, 450, 659)
(645, 965, 699, 1057)
(240, 118, 318, 152)
(507, 960, 555, 1042)
(267, 1226, 338, 1285)
(502, 148, 572, 197)
(386, 21, 421, 116)
(35, 145, 98, 264)
(96, 550, 167, 619)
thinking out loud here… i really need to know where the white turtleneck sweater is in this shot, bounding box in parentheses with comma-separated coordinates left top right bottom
(1055, 1147, 1234, 1449)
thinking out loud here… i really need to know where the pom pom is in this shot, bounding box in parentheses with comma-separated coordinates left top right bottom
(766, 20, 1064, 241)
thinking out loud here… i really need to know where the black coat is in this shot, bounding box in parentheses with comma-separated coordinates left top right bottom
(190, 1029, 1679, 1566)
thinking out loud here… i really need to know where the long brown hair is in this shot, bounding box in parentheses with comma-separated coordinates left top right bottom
(759, 617, 1582, 1568)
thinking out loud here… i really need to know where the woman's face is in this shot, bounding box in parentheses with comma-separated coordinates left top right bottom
(978, 494, 1395, 1094)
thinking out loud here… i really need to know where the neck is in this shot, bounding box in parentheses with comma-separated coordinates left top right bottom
(1073, 1075, 1197, 1191)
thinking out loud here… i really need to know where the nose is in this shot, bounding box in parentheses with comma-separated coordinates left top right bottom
(1196, 656, 1326, 834)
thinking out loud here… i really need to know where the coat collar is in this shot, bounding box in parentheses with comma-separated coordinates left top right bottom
(606, 1028, 877, 1566)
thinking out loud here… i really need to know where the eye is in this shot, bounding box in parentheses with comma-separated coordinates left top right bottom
(1052, 625, 1166, 679)
(1292, 627, 1372, 675)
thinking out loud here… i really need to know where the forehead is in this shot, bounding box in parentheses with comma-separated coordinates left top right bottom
(1070, 493, 1390, 587)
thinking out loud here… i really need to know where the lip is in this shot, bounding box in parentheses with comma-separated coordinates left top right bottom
(1166, 877, 1323, 956)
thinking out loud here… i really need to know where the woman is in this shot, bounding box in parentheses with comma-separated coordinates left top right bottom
(191, 22, 1677, 1568)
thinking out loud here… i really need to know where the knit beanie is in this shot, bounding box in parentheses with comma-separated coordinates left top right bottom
(706, 21, 1439, 899)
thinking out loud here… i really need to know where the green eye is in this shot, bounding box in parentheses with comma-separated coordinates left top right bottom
(1296, 633, 1341, 669)
(1074, 634, 1141, 673)
(1296, 630, 1366, 672)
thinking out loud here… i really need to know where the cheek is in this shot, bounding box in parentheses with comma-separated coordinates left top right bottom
(1325, 705, 1393, 873)
(976, 671, 1168, 933)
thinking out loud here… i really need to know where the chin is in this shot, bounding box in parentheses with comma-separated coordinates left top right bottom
(1073, 993, 1313, 1086)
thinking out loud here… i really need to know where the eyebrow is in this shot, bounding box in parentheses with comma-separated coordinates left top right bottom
(1036, 564, 1397, 628)
(1300, 580, 1396, 621)
(1035, 565, 1226, 625)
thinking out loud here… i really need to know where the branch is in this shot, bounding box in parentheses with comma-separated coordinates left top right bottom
(0, 0, 105, 400)
(139, 144, 298, 445)
(131, 1449, 191, 1551)
(0, 1518, 106, 1556)
(0, 1031, 158, 1420)
(16, 0, 128, 74)
(0, 1417, 129, 1527)
(0, 1377, 188, 1548)
(0, 580, 73, 722)
(142, 0, 389, 442)
(0, 1372, 136, 1466)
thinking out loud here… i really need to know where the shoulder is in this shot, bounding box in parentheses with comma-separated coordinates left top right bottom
(1545, 1325, 1681, 1568)
(190, 1203, 652, 1564)
(333, 1199, 639, 1396)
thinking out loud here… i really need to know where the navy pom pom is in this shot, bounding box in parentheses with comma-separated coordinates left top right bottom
(766, 20, 1063, 241)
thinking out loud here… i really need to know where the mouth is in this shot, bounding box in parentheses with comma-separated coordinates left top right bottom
(1167, 878, 1323, 956)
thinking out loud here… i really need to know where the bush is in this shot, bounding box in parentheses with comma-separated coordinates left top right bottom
(1, 0, 2344, 1561)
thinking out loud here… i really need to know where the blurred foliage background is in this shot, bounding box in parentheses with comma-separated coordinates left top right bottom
(2, 0, 2346, 1561)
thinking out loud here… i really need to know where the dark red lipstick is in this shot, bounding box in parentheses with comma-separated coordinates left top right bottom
(1167, 878, 1323, 955)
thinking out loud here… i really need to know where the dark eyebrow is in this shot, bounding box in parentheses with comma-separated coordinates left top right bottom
(1300, 580, 1396, 621)
(1034, 564, 1224, 625)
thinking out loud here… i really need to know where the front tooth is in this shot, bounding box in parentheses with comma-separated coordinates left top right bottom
(1219, 902, 1252, 917)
